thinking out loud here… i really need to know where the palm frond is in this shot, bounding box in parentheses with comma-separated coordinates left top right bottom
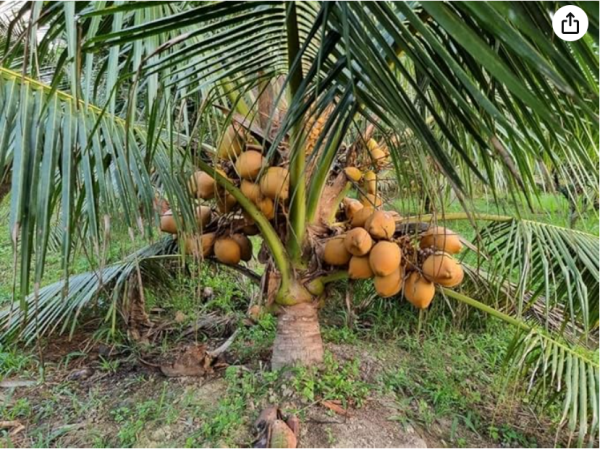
(479, 219, 599, 335)
(443, 288, 599, 446)
(0, 238, 177, 345)
(0, 66, 199, 302)
(506, 329, 599, 447)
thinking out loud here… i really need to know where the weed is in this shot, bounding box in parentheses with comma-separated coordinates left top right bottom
(291, 352, 370, 407)
(98, 356, 120, 374)
(325, 426, 336, 445)
(234, 313, 276, 361)
(0, 344, 38, 379)
(2, 397, 32, 420)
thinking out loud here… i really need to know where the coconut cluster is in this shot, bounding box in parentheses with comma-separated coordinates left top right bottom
(158, 123, 290, 266)
(323, 207, 404, 298)
(324, 206, 465, 308)
(325, 139, 465, 309)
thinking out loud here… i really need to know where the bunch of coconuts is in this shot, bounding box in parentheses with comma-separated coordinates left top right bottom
(322, 142, 465, 309)
(158, 123, 288, 266)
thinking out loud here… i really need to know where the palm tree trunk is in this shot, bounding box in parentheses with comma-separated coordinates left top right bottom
(271, 302, 324, 370)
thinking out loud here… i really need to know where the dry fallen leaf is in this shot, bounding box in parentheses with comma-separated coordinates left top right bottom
(0, 420, 25, 436)
(269, 419, 297, 448)
(321, 399, 351, 417)
(160, 345, 212, 377)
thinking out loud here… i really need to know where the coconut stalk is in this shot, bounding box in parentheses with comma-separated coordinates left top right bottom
(285, 2, 306, 266)
(268, 3, 327, 368)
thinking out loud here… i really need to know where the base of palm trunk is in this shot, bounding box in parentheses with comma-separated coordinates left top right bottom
(271, 303, 324, 370)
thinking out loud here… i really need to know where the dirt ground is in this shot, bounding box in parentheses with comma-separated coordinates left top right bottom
(1, 327, 564, 449)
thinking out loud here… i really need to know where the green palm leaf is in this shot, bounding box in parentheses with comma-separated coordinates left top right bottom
(444, 288, 599, 446)
(0, 238, 176, 345)
(479, 219, 599, 334)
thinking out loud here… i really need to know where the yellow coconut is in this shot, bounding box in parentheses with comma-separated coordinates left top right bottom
(214, 237, 241, 265)
(231, 234, 253, 261)
(235, 150, 265, 180)
(343, 198, 364, 221)
(217, 124, 244, 161)
(344, 167, 362, 182)
(351, 207, 374, 228)
(360, 193, 383, 208)
(344, 227, 373, 256)
(419, 226, 463, 254)
(371, 148, 388, 168)
(323, 236, 352, 266)
(404, 272, 435, 309)
(260, 167, 289, 201)
(183, 232, 216, 258)
(369, 241, 402, 277)
(422, 253, 464, 287)
(216, 192, 237, 214)
(160, 210, 178, 234)
(257, 197, 275, 220)
(348, 256, 374, 280)
(195, 206, 212, 228)
(189, 171, 215, 200)
(365, 210, 395, 240)
(366, 138, 380, 155)
(374, 267, 403, 298)
(363, 170, 377, 195)
(240, 180, 262, 204)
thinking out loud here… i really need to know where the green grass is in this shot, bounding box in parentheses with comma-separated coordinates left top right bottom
(391, 192, 599, 237)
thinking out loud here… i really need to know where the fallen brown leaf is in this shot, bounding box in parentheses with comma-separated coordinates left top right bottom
(321, 400, 351, 417)
(160, 345, 212, 377)
(270, 419, 297, 448)
(0, 420, 25, 436)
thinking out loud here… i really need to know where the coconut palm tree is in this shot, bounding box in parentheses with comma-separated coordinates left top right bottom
(0, 1, 598, 444)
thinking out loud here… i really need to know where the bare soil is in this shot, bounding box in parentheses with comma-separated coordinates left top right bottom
(1, 329, 561, 448)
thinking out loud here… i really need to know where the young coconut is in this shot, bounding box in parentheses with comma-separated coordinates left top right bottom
(216, 191, 238, 214)
(344, 167, 362, 182)
(183, 232, 216, 258)
(422, 253, 464, 287)
(363, 170, 377, 195)
(195, 206, 212, 228)
(351, 207, 374, 228)
(369, 241, 402, 277)
(240, 179, 262, 204)
(343, 198, 364, 221)
(344, 227, 373, 256)
(189, 171, 216, 200)
(371, 148, 388, 168)
(235, 150, 265, 180)
(348, 255, 374, 279)
(257, 197, 275, 220)
(231, 234, 253, 261)
(323, 235, 352, 266)
(214, 237, 242, 265)
(217, 124, 244, 161)
(160, 210, 177, 234)
(360, 193, 383, 208)
(374, 266, 403, 298)
(260, 167, 289, 201)
(419, 226, 463, 254)
(365, 210, 395, 240)
(404, 272, 435, 308)
(366, 138, 380, 155)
